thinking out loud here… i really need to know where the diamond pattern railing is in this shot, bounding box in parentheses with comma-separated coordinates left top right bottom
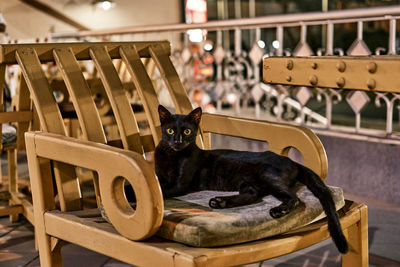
(28, 6, 400, 143)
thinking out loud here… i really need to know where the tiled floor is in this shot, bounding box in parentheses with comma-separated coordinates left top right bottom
(1, 152, 400, 266)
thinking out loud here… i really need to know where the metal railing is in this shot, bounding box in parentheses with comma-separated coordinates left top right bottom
(49, 5, 400, 144)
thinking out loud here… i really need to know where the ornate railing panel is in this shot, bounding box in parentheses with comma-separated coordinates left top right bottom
(46, 5, 400, 143)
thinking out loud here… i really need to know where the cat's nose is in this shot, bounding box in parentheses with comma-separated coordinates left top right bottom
(174, 135, 183, 144)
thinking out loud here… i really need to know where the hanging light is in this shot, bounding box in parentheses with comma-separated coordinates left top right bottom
(92, 0, 116, 11)
(272, 40, 280, 49)
(257, 40, 265, 49)
(203, 40, 213, 51)
(187, 29, 205, 43)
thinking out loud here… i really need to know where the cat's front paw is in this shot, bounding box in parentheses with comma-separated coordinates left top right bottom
(209, 197, 227, 209)
(269, 206, 289, 218)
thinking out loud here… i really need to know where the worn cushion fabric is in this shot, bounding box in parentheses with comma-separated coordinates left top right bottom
(156, 185, 345, 247)
(2, 124, 16, 145)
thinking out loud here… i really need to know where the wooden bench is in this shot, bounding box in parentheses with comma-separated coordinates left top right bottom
(0, 55, 36, 223)
(5, 41, 368, 266)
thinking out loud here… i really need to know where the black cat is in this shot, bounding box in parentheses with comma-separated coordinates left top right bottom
(155, 105, 348, 254)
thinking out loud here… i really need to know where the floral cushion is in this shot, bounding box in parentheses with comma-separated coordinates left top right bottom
(156, 185, 345, 247)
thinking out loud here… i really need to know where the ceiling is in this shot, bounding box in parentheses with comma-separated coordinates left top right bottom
(0, 0, 182, 41)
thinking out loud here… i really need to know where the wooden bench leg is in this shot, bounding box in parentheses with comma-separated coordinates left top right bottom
(7, 148, 19, 223)
(36, 232, 62, 267)
(342, 205, 368, 267)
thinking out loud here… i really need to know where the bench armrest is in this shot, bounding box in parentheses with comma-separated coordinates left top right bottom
(200, 113, 328, 180)
(25, 131, 163, 240)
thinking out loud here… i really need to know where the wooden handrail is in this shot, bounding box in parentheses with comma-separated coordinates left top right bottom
(25, 131, 164, 240)
(263, 55, 400, 93)
(201, 113, 328, 180)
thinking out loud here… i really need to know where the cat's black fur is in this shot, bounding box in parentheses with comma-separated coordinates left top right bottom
(154, 105, 348, 254)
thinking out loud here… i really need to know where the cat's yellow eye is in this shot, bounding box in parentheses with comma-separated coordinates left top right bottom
(184, 129, 191, 135)
(167, 128, 174, 135)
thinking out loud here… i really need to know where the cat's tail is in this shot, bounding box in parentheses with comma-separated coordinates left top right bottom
(296, 164, 349, 254)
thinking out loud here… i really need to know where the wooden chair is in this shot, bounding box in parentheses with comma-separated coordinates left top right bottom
(4, 41, 368, 266)
(0, 63, 35, 223)
(0, 136, 19, 221)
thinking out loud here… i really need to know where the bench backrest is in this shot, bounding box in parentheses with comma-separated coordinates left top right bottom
(0, 41, 201, 211)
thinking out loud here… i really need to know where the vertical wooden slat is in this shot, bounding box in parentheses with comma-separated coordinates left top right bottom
(25, 133, 62, 267)
(16, 48, 82, 211)
(53, 47, 104, 208)
(7, 148, 18, 222)
(15, 48, 66, 135)
(31, 103, 41, 131)
(142, 58, 159, 97)
(148, 44, 193, 114)
(53, 47, 106, 144)
(89, 46, 143, 154)
(142, 57, 156, 80)
(17, 77, 31, 150)
(120, 45, 162, 144)
(6, 153, 17, 191)
(114, 59, 123, 74)
(149, 44, 205, 148)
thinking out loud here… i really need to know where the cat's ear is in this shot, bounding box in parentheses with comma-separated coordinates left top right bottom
(188, 107, 202, 125)
(158, 105, 172, 124)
